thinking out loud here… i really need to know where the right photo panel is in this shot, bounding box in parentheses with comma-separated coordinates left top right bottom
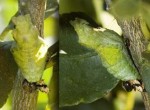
(59, 0, 150, 110)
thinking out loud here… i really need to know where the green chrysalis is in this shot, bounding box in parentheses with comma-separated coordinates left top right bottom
(11, 14, 48, 82)
(70, 18, 140, 81)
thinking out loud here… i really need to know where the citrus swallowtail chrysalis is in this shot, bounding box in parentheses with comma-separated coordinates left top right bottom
(70, 18, 140, 81)
(11, 14, 48, 82)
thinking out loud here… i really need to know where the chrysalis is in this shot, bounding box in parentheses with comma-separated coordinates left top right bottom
(70, 18, 140, 81)
(11, 14, 48, 82)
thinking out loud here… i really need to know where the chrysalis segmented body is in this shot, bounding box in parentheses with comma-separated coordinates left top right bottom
(70, 18, 140, 81)
(11, 15, 48, 82)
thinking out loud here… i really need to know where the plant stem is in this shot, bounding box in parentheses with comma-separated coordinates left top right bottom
(117, 18, 150, 110)
(12, 70, 38, 110)
(18, 0, 46, 37)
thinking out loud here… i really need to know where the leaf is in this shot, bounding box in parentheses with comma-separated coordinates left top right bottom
(0, 41, 17, 108)
(59, 13, 119, 107)
(59, 12, 99, 55)
(59, 53, 118, 107)
(60, 98, 113, 110)
(48, 62, 58, 109)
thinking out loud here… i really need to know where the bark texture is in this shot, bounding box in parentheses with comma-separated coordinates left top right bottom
(117, 18, 150, 110)
(18, 0, 46, 37)
(12, 70, 38, 110)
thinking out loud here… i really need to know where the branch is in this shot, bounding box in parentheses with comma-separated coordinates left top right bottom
(18, 0, 46, 37)
(117, 18, 150, 110)
(12, 70, 38, 110)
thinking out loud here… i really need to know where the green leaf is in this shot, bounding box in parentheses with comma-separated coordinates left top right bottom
(59, 53, 118, 107)
(60, 99, 113, 110)
(0, 41, 17, 108)
(48, 62, 58, 109)
(59, 13, 119, 107)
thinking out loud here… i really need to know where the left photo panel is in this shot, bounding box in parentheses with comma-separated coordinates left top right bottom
(0, 0, 58, 110)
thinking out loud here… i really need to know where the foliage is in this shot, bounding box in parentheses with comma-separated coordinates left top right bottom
(0, 42, 17, 108)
